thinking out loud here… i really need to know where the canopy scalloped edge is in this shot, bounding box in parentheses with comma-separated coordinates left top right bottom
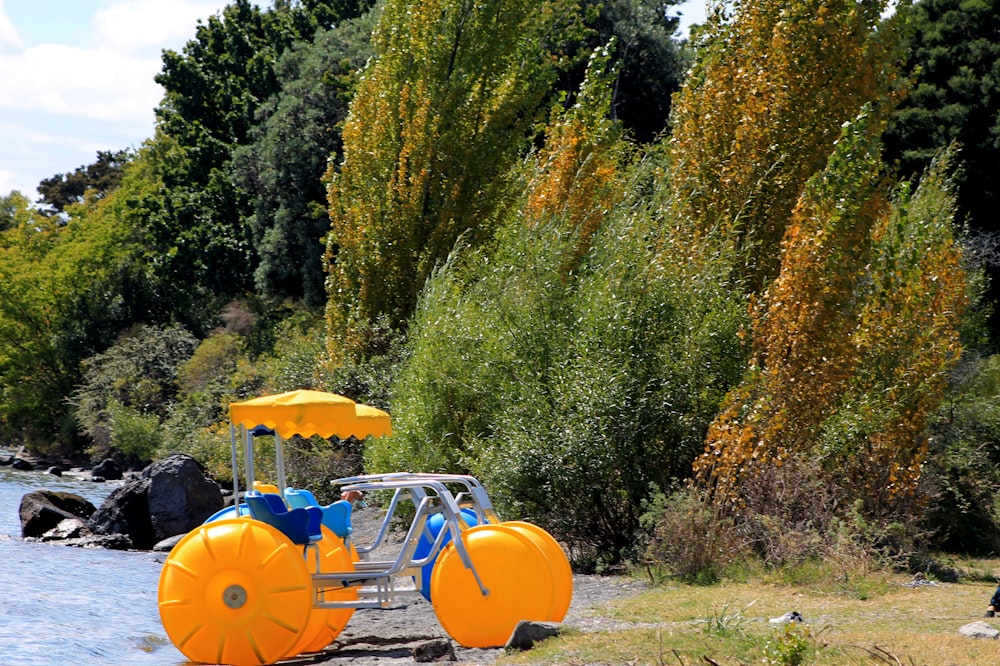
(229, 389, 392, 440)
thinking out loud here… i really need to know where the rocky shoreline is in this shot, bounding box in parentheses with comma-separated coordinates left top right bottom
(6, 451, 652, 664)
(13, 451, 226, 550)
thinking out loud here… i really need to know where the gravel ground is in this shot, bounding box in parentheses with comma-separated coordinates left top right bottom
(291, 506, 652, 666)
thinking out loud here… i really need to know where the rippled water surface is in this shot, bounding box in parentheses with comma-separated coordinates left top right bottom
(0, 455, 185, 664)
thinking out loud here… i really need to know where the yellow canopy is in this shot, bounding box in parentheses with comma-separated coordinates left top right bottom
(229, 389, 392, 440)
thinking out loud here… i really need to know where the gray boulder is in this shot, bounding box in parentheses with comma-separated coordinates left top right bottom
(87, 453, 222, 550)
(87, 477, 154, 548)
(505, 621, 561, 651)
(146, 453, 223, 543)
(960, 621, 1000, 639)
(92, 458, 123, 481)
(19, 490, 97, 538)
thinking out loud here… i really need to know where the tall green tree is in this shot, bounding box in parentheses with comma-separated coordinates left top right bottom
(883, 0, 1000, 337)
(149, 0, 373, 303)
(36, 150, 132, 215)
(232, 11, 376, 307)
(324, 0, 582, 353)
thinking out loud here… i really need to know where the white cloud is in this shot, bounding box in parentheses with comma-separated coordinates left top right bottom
(0, 0, 242, 196)
(0, 169, 19, 196)
(0, 0, 234, 122)
(0, 44, 162, 122)
(93, 0, 228, 55)
(0, 1, 22, 52)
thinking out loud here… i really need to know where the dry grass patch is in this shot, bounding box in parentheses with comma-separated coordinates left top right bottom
(501, 567, 1000, 665)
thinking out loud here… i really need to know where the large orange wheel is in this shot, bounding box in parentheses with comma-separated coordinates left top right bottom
(158, 518, 312, 666)
(285, 526, 357, 657)
(430, 524, 554, 648)
(503, 521, 573, 622)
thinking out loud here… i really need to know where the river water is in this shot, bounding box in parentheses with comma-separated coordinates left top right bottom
(0, 453, 186, 665)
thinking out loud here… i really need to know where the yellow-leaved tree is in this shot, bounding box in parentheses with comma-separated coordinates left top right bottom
(675, 0, 969, 521)
(667, 0, 904, 291)
(324, 0, 580, 358)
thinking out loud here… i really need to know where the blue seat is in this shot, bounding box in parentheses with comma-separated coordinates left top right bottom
(284, 487, 353, 540)
(244, 492, 323, 545)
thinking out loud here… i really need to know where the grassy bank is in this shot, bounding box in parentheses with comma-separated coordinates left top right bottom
(501, 557, 1000, 665)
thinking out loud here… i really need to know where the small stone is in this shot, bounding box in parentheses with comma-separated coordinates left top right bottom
(412, 638, 456, 662)
(959, 621, 1000, 639)
(153, 533, 186, 552)
(505, 621, 561, 651)
(41, 517, 93, 541)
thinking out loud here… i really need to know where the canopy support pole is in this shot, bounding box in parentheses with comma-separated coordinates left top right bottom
(275, 432, 287, 496)
(243, 425, 256, 496)
(229, 424, 240, 500)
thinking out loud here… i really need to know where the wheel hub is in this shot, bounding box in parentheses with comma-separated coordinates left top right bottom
(222, 584, 247, 609)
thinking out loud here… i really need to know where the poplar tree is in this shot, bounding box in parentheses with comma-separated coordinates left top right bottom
(680, 1, 970, 518)
(666, 0, 904, 291)
(324, 0, 580, 354)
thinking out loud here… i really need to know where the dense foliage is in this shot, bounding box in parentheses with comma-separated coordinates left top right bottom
(1, 0, 999, 567)
(324, 0, 586, 351)
(884, 0, 1000, 337)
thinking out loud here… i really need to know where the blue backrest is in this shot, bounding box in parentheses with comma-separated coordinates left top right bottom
(245, 492, 322, 545)
(322, 501, 353, 540)
(285, 487, 353, 540)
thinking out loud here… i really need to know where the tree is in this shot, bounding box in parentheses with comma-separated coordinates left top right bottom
(73, 324, 199, 462)
(883, 0, 1000, 338)
(665, 0, 969, 527)
(694, 116, 967, 518)
(371, 54, 747, 561)
(232, 11, 376, 307)
(666, 0, 906, 291)
(149, 0, 374, 301)
(0, 149, 185, 453)
(36, 150, 132, 215)
(324, 0, 582, 354)
(577, 0, 688, 143)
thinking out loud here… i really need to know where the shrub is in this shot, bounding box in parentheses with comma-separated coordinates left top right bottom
(107, 399, 164, 464)
(73, 324, 198, 463)
(382, 166, 747, 564)
(641, 486, 743, 584)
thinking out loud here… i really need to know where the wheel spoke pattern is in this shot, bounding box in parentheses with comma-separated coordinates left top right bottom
(158, 518, 312, 666)
(285, 525, 357, 657)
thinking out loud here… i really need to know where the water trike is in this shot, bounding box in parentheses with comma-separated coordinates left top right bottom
(157, 390, 572, 665)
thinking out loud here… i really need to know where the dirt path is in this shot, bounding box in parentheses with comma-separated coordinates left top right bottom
(301, 574, 650, 665)
(298, 506, 652, 665)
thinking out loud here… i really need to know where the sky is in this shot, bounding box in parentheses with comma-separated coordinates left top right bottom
(0, 0, 709, 202)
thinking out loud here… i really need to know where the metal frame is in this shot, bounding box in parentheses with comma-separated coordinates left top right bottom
(229, 424, 498, 611)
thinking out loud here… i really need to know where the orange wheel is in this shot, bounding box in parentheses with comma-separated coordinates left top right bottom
(285, 526, 357, 657)
(430, 524, 554, 648)
(158, 518, 312, 666)
(504, 521, 573, 622)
